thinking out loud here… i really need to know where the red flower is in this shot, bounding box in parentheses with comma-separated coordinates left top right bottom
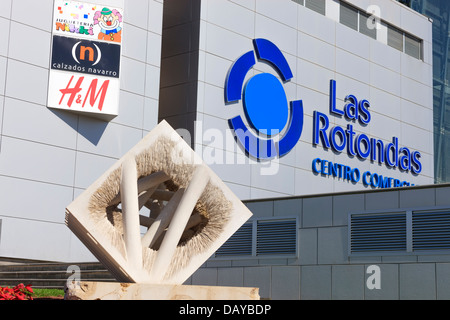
(0, 284, 34, 300)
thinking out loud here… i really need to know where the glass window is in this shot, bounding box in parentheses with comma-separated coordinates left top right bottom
(387, 25, 404, 51)
(359, 11, 377, 39)
(291, 0, 304, 5)
(340, 1, 358, 31)
(305, 0, 326, 15)
(405, 33, 422, 59)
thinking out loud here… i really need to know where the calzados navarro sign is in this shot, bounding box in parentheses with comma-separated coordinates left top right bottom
(226, 39, 422, 190)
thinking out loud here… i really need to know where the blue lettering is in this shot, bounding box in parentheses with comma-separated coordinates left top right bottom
(399, 147, 411, 171)
(411, 151, 422, 174)
(321, 160, 328, 175)
(329, 80, 344, 116)
(370, 138, 385, 164)
(313, 111, 331, 148)
(351, 168, 360, 183)
(363, 171, 371, 186)
(346, 124, 356, 156)
(356, 134, 371, 159)
(370, 173, 379, 188)
(330, 126, 346, 152)
(385, 137, 399, 168)
(312, 158, 321, 174)
(344, 94, 358, 121)
(358, 99, 371, 125)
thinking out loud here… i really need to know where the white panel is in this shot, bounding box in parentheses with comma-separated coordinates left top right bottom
(369, 63, 401, 96)
(124, 0, 149, 29)
(6, 59, 49, 106)
(206, 0, 255, 38)
(256, 0, 298, 27)
(205, 22, 253, 62)
(0, 217, 72, 262)
(401, 54, 433, 86)
(370, 37, 401, 73)
(296, 58, 334, 95)
(255, 14, 297, 56)
(2, 97, 78, 149)
(0, 176, 73, 223)
(298, 31, 335, 71)
(122, 23, 148, 62)
(335, 23, 370, 60)
(401, 77, 433, 109)
(369, 86, 401, 121)
(298, 4, 336, 45)
(0, 136, 76, 186)
(336, 48, 370, 85)
(326, 0, 340, 22)
(401, 100, 433, 130)
(120, 57, 146, 95)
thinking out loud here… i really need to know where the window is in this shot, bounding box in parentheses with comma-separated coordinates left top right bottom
(305, 0, 326, 15)
(359, 11, 377, 39)
(215, 218, 298, 258)
(340, 1, 358, 31)
(405, 33, 422, 59)
(340, 2, 377, 40)
(387, 25, 404, 51)
(349, 209, 450, 255)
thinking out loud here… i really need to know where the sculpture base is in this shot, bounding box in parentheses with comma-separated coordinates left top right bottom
(64, 281, 260, 300)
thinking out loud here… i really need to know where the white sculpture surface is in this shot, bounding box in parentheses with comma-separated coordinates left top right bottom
(65, 120, 253, 285)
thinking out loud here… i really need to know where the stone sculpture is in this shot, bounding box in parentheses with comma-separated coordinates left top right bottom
(65, 120, 253, 288)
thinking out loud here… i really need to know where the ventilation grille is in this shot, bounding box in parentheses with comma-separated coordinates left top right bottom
(350, 213, 407, 253)
(216, 223, 252, 256)
(256, 220, 297, 255)
(412, 211, 450, 251)
(216, 218, 297, 257)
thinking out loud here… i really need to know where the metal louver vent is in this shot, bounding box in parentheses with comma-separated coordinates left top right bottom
(412, 211, 450, 251)
(256, 220, 297, 255)
(350, 213, 407, 253)
(215, 223, 252, 256)
(215, 218, 297, 257)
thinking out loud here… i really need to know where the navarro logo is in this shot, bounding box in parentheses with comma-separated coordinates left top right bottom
(225, 39, 303, 160)
(51, 36, 121, 78)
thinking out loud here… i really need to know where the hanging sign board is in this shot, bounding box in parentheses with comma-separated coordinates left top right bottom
(48, 1, 124, 120)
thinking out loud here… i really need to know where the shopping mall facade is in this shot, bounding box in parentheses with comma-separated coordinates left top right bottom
(0, 0, 450, 299)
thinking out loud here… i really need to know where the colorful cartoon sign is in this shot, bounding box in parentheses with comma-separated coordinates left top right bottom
(48, 1, 124, 120)
(52, 0, 124, 43)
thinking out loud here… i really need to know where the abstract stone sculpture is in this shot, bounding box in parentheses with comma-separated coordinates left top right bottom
(65, 120, 253, 285)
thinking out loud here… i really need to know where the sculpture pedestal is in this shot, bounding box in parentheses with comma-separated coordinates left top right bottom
(64, 281, 260, 300)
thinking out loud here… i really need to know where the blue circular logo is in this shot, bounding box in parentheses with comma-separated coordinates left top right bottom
(244, 73, 289, 135)
(225, 39, 303, 160)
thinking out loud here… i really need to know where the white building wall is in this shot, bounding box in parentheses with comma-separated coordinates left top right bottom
(193, 0, 434, 200)
(0, 0, 163, 262)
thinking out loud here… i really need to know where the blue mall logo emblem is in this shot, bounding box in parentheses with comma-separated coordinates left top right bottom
(225, 39, 303, 160)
